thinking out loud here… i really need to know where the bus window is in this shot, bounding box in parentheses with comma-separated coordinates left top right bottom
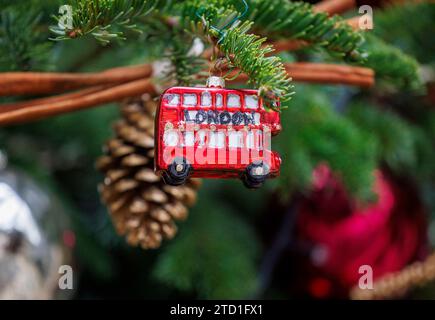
(229, 131, 244, 148)
(216, 94, 223, 108)
(227, 94, 241, 108)
(257, 130, 263, 150)
(201, 91, 212, 107)
(196, 130, 207, 147)
(209, 132, 225, 149)
(164, 130, 179, 147)
(254, 112, 261, 125)
(245, 95, 258, 109)
(246, 130, 263, 150)
(183, 93, 197, 108)
(163, 93, 180, 107)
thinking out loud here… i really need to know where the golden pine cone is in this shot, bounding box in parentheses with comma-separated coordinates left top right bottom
(96, 96, 201, 249)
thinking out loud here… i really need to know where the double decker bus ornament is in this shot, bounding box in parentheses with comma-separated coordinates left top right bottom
(154, 76, 282, 188)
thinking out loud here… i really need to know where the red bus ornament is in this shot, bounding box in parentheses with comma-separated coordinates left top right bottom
(154, 76, 282, 189)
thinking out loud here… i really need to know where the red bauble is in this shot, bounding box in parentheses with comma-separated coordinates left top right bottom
(296, 164, 427, 297)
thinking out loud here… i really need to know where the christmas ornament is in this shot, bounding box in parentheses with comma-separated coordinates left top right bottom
(154, 76, 282, 189)
(295, 164, 427, 298)
(97, 97, 201, 249)
(350, 252, 435, 300)
(0, 152, 74, 299)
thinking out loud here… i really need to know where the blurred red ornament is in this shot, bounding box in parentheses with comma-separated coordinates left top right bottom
(296, 164, 427, 297)
(308, 277, 333, 299)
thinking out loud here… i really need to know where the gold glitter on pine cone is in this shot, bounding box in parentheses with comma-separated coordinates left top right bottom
(96, 96, 201, 249)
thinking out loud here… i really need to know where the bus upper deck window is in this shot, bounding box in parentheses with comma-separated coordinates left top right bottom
(216, 94, 223, 108)
(245, 95, 259, 109)
(164, 93, 180, 107)
(183, 93, 197, 107)
(227, 94, 241, 108)
(201, 91, 212, 107)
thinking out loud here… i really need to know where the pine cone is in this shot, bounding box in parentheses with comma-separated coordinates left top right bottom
(96, 96, 201, 249)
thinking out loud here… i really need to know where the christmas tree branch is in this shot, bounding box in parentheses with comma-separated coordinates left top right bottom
(50, 0, 157, 44)
(0, 78, 156, 125)
(267, 15, 368, 52)
(244, 0, 365, 61)
(363, 34, 421, 89)
(202, 16, 363, 60)
(179, 0, 365, 61)
(213, 21, 294, 106)
(46, 0, 367, 105)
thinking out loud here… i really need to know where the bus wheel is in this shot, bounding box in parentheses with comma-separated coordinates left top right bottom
(243, 161, 269, 189)
(163, 157, 191, 186)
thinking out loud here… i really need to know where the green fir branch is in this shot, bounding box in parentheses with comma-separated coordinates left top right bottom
(216, 21, 294, 107)
(178, 0, 366, 62)
(372, 2, 435, 64)
(346, 103, 419, 173)
(363, 34, 422, 90)
(346, 102, 435, 183)
(47, 0, 368, 104)
(275, 86, 378, 201)
(246, 0, 365, 62)
(0, 9, 52, 71)
(147, 18, 207, 87)
(166, 37, 206, 86)
(153, 197, 259, 299)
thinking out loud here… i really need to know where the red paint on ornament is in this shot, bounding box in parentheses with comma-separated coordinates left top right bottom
(309, 277, 332, 299)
